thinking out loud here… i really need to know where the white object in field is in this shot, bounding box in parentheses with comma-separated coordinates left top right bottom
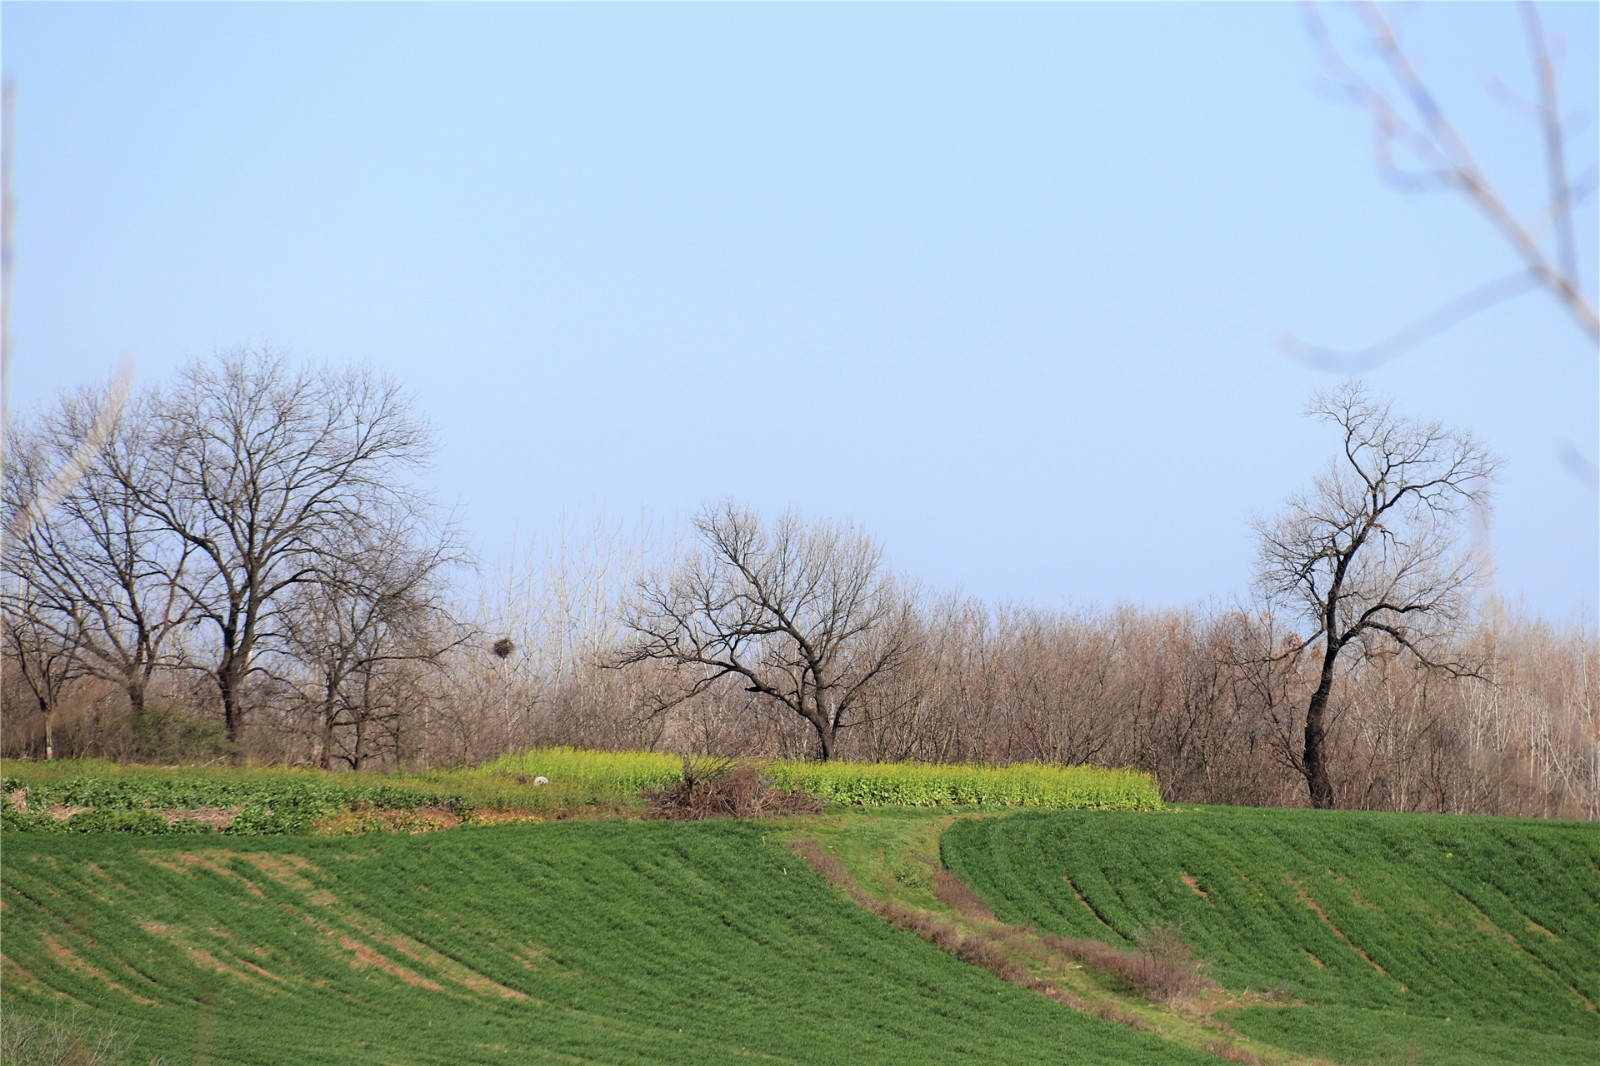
(533, 776, 549, 786)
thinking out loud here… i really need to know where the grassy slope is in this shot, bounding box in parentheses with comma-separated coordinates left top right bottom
(942, 807, 1600, 1065)
(1, 821, 1216, 1066)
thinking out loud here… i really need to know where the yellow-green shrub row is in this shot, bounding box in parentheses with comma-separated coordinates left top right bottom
(768, 760, 1162, 809)
(477, 746, 684, 791)
(486, 748, 1162, 810)
(5, 750, 1162, 826)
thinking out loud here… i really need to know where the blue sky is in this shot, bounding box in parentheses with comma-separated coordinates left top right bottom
(4, 1, 1596, 621)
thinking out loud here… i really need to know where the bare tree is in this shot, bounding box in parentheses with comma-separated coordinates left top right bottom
(618, 502, 915, 761)
(2, 384, 195, 722)
(1293, 1, 1598, 367)
(0, 583, 84, 760)
(287, 509, 465, 770)
(1253, 380, 1499, 807)
(137, 347, 436, 744)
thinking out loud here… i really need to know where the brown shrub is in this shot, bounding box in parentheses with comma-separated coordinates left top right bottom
(953, 936, 1027, 982)
(644, 756, 823, 820)
(1130, 922, 1214, 1002)
(787, 837, 850, 884)
(1040, 923, 1214, 1004)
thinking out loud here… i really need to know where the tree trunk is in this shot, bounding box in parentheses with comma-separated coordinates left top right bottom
(812, 716, 835, 762)
(1303, 650, 1338, 809)
(318, 695, 339, 771)
(217, 666, 242, 746)
(38, 695, 56, 761)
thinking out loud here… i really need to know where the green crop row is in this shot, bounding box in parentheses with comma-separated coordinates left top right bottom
(2, 770, 466, 836)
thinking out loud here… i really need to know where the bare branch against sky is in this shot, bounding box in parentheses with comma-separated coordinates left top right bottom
(1289, 1, 1599, 368)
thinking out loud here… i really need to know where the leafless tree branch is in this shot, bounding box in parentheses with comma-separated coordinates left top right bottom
(1290, 1, 1598, 370)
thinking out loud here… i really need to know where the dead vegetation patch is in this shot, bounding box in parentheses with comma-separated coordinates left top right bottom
(154, 805, 245, 830)
(244, 853, 320, 893)
(1035, 924, 1217, 1005)
(645, 757, 822, 821)
(289, 911, 447, 991)
(461, 808, 543, 827)
(148, 852, 258, 892)
(930, 869, 997, 920)
(80, 863, 131, 894)
(312, 806, 462, 835)
(1205, 1040, 1269, 1064)
(181, 946, 279, 986)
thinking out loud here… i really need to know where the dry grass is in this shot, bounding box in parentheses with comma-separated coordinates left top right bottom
(931, 868, 997, 920)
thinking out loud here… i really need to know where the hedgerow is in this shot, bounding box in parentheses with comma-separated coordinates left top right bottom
(1, 749, 1161, 837)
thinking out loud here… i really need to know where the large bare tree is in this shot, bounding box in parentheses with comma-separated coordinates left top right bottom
(619, 502, 915, 761)
(1254, 381, 1499, 808)
(139, 347, 436, 744)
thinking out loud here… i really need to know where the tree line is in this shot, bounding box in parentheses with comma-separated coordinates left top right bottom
(4, 348, 1594, 818)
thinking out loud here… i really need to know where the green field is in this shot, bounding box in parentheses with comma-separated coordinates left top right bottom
(1, 821, 1214, 1065)
(5, 757, 1597, 1065)
(943, 807, 1600, 1065)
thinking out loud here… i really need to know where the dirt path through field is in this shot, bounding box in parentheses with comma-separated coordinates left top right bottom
(783, 812, 1330, 1066)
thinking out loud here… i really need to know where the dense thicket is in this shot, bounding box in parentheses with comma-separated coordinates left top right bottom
(4, 355, 1594, 819)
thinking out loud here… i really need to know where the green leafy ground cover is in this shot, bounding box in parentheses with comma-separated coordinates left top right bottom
(942, 807, 1600, 1065)
(0, 821, 1217, 1065)
(2, 766, 466, 835)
